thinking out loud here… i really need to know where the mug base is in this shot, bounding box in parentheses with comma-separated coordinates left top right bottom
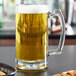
(15, 59, 48, 72)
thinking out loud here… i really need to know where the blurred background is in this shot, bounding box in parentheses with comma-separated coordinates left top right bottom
(0, 0, 76, 46)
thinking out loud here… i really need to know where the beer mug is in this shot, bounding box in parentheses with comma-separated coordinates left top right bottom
(15, 0, 65, 71)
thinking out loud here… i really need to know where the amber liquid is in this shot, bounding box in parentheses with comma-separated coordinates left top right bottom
(16, 13, 48, 62)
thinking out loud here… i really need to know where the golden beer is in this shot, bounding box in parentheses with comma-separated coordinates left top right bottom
(16, 5, 49, 70)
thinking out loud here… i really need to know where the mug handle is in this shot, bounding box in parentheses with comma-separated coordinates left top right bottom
(48, 9, 65, 56)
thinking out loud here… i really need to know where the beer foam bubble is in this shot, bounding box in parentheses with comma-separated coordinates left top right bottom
(16, 5, 48, 14)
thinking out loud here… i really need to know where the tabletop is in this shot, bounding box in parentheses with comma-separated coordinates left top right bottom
(0, 45, 76, 76)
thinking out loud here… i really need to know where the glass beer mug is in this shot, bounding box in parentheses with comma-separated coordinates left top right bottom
(15, 0, 65, 71)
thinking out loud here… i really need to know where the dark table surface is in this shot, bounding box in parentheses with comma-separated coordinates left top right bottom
(0, 45, 76, 76)
(0, 25, 76, 39)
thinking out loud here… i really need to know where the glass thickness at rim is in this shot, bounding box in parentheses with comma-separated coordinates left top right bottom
(15, 0, 47, 5)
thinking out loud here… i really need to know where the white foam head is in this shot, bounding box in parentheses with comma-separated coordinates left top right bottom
(16, 5, 48, 14)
